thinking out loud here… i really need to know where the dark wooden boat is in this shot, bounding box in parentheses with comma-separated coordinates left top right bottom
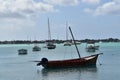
(37, 53, 102, 68)
(36, 27, 102, 68)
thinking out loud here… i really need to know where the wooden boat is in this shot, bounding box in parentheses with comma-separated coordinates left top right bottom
(36, 27, 102, 68)
(18, 49, 27, 55)
(46, 18, 56, 49)
(37, 53, 102, 68)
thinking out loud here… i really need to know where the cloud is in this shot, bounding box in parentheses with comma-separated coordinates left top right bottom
(0, 18, 36, 40)
(85, 0, 120, 15)
(84, 8, 93, 14)
(95, 0, 120, 15)
(82, 0, 100, 4)
(43, 0, 79, 6)
(0, 0, 55, 19)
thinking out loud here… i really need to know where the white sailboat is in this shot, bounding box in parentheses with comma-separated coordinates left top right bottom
(86, 41, 99, 52)
(32, 43, 41, 51)
(18, 49, 27, 55)
(64, 22, 72, 46)
(46, 18, 56, 49)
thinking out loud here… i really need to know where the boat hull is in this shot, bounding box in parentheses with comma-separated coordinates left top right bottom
(38, 54, 100, 69)
(63, 42, 71, 46)
(47, 44, 56, 49)
(32, 46, 41, 51)
(86, 48, 96, 52)
(18, 49, 27, 55)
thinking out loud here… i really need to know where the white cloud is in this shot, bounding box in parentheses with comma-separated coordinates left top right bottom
(43, 0, 79, 6)
(84, 0, 120, 15)
(95, 0, 120, 15)
(0, 0, 57, 40)
(0, 18, 36, 40)
(114, 0, 120, 3)
(84, 8, 93, 14)
(86, 0, 120, 16)
(0, 0, 55, 19)
(82, 0, 100, 4)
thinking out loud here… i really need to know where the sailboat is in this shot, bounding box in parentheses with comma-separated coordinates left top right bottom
(36, 27, 103, 69)
(46, 18, 56, 49)
(32, 43, 41, 51)
(63, 22, 72, 46)
(18, 49, 27, 55)
(86, 41, 99, 52)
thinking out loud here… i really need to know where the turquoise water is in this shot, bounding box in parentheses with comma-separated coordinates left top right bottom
(0, 42, 120, 80)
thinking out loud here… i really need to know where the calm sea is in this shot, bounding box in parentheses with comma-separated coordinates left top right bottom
(0, 42, 120, 80)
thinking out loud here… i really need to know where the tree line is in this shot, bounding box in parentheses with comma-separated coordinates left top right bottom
(0, 38, 119, 44)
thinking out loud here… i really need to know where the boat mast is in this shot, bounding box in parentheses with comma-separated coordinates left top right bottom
(48, 18, 51, 40)
(69, 27, 81, 58)
(66, 22, 68, 41)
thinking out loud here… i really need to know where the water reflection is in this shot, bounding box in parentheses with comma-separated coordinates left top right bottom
(40, 66, 97, 80)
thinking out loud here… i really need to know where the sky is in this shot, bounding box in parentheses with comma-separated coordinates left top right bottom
(0, 0, 120, 41)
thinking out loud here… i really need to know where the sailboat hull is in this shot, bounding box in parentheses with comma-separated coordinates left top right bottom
(47, 44, 56, 49)
(32, 46, 41, 51)
(37, 54, 101, 69)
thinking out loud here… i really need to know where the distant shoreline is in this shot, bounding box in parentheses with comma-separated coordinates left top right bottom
(0, 38, 119, 44)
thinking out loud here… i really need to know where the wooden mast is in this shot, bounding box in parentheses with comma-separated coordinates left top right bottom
(69, 27, 81, 58)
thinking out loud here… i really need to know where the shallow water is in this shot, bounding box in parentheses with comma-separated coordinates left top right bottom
(0, 42, 120, 80)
